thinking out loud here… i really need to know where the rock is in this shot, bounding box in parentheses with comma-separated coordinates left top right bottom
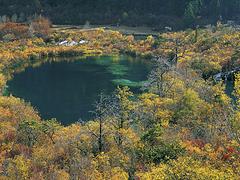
(79, 40, 87, 44)
(213, 73, 222, 81)
(58, 40, 68, 45)
(227, 20, 235, 26)
(68, 41, 78, 46)
(164, 26, 172, 32)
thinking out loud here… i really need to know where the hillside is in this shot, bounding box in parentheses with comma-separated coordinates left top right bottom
(0, 0, 239, 29)
(0, 21, 239, 179)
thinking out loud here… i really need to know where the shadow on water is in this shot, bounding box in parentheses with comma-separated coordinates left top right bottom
(225, 80, 237, 104)
(7, 55, 152, 125)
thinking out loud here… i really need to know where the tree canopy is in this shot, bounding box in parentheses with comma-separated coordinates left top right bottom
(0, 0, 239, 28)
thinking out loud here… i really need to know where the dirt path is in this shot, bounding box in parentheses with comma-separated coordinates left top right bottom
(52, 25, 159, 36)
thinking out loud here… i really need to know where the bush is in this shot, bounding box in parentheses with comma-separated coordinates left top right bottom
(0, 22, 30, 39)
(0, 73, 6, 95)
(2, 33, 16, 42)
(138, 157, 238, 179)
(137, 142, 185, 164)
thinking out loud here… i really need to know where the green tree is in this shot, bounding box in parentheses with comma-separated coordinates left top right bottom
(184, 0, 203, 26)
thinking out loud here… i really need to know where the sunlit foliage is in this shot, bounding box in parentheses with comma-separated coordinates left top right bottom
(0, 24, 239, 179)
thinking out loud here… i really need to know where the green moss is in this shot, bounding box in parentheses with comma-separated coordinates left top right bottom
(2, 85, 9, 96)
(112, 79, 147, 87)
(94, 58, 113, 66)
(107, 64, 129, 76)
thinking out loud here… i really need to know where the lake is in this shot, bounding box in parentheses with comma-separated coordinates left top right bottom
(7, 56, 152, 125)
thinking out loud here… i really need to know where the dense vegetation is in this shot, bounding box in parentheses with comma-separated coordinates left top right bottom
(0, 0, 240, 28)
(0, 20, 239, 179)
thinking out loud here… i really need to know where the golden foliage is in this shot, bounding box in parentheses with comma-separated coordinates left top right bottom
(0, 26, 239, 179)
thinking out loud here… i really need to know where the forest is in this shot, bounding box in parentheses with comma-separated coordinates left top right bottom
(0, 0, 240, 28)
(0, 1, 240, 180)
(0, 18, 239, 179)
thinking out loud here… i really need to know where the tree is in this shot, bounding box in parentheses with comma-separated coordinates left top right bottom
(17, 120, 41, 147)
(0, 22, 30, 39)
(137, 156, 238, 179)
(232, 73, 240, 143)
(184, 0, 203, 26)
(0, 74, 6, 95)
(2, 15, 8, 23)
(30, 16, 51, 38)
(7, 155, 31, 180)
(90, 93, 110, 153)
(114, 86, 134, 146)
(19, 13, 26, 22)
(144, 58, 172, 97)
(40, 119, 61, 144)
(11, 14, 18, 23)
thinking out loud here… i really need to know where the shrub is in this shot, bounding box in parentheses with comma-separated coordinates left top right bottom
(2, 33, 16, 42)
(137, 157, 238, 179)
(0, 22, 30, 39)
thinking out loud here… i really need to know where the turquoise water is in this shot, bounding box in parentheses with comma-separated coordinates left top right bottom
(7, 56, 152, 125)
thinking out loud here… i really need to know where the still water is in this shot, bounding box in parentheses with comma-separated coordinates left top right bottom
(7, 56, 151, 125)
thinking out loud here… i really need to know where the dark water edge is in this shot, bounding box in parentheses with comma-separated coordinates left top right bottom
(7, 55, 152, 125)
(225, 80, 236, 103)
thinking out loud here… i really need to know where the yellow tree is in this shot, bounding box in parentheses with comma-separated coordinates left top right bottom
(0, 74, 6, 95)
(7, 155, 31, 180)
(233, 73, 240, 143)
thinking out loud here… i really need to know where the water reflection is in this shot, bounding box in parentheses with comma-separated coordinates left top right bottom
(7, 55, 152, 125)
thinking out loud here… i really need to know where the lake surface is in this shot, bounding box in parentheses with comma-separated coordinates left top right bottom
(7, 56, 152, 125)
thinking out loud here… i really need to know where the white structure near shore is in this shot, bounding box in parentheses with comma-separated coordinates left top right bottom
(57, 40, 87, 46)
